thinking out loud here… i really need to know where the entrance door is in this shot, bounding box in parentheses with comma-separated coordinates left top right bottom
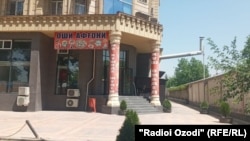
(119, 68, 134, 95)
(102, 50, 135, 95)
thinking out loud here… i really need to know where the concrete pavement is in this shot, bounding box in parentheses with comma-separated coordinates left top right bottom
(0, 101, 230, 141)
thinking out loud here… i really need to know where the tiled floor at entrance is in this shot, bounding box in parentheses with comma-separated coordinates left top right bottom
(0, 101, 229, 141)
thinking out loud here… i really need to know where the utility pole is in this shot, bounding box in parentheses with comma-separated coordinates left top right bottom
(199, 36, 205, 79)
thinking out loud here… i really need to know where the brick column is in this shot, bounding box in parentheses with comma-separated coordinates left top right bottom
(150, 41, 161, 106)
(107, 30, 121, 107)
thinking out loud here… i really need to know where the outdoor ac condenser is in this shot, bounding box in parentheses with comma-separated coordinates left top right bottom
(17, 96, 30, 106)
(67, 89, 80, 97)
(66, 99, 79, 107)
(17, 87, 30, 106)
(18, 87, 30, 96)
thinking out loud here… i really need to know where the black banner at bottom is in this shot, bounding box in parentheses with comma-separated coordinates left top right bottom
(135, 125, 250, 140)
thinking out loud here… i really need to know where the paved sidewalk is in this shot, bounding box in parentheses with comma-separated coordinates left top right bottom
(0, 101, 229, 141)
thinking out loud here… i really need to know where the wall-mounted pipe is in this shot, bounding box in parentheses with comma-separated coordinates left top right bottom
(84, 50, 96, 111)
(160, 37, 204, 60)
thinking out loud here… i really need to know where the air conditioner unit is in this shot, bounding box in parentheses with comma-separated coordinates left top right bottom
(67, 89, 80, 97)
(18, 87, 30, 96)
(17, 96, 30, 106)
(66, 99, 79, 107)
(57, 49, 69, 54)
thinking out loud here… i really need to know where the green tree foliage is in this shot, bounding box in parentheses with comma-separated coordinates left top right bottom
(166, 57, 209, 87)
(116, 110, 140, 141)
(165, 76, 177, 88)
(207, 36, 250, 113)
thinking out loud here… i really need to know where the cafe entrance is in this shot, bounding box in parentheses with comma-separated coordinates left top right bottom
(102, 50, 136, 96)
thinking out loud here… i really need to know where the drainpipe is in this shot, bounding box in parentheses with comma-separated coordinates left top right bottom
(85, 50, 96, 111)
(159, 37, 204, 60)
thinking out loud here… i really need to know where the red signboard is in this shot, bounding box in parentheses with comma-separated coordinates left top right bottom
(54, 31, 109, 50)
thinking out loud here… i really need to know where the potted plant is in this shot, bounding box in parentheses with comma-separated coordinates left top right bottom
(200, 101, 209, 114)
(118, 100, 127, 115)
(219, 101, 233, 123)
(162, 99, 172, 113)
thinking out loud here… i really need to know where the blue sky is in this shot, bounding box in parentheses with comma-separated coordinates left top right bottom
(159, 0, 250, 78)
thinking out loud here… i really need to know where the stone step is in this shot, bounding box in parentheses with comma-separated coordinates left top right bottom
(119, 96, 162, 114)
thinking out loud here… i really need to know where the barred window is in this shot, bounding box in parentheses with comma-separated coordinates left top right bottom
(51, 0, 63, 15)
(75, 0, 87, 14)
(8, 0, 24, 15)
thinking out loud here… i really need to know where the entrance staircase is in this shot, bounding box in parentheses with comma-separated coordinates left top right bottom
(119, 96, 162, 114)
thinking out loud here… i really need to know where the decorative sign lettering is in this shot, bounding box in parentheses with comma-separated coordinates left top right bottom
(54, 31, 109, 50)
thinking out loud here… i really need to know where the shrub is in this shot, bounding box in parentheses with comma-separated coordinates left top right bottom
(116, 110, 140, 141)
(220, 101, 231, 117)
(200, 101, 209, 109)
(120, 100, 127, 111)
(162, 99, 171, 110)
(167, 84, 188, 92)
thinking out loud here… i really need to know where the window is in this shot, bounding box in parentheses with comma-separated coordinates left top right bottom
(138, 0, 147, 4)
(104, 0, 132, 15)
(51, 0, 63, 15)
(56, 52, 79, 95)
(75, 0, 86, 14)
(0, 40, 31, 93)
(120, 50, 128, 68)
(0, 40, 12, 49)
(102, 50, 131, 95)
(8, 0, 24, 15)
(103, 50, 128, 68)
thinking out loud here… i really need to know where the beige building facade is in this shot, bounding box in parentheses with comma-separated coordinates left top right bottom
(0, 0, 164, 113)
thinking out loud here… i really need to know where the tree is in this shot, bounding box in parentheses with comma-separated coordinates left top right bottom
(207, 36, 250, 113)
(166, 76, 177, 88)
(116, 110, 140, 141)
(166, 57, 209, 87)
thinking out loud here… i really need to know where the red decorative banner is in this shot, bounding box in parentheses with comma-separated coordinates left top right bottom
(109, 43, 120, 94)
(151, 52, 159, 95)
(54, 31, 109, 49)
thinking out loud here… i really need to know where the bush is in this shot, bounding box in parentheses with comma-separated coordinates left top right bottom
(162, 99, 171, 110)
(116, 110, 140, 141)
(167, 84, 188, 92)
(220, 101, 231, 117)
(200, 101, 209, 109)
(120, 100, 127, 111)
